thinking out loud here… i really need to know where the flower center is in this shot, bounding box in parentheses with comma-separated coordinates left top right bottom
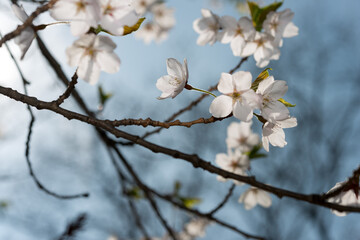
(75, 0, 86, 13)
(235, 27, 243, 37)
(238, 136, 247, 144)
(104, 4, 114, 16)
(169, 77, 182, 86)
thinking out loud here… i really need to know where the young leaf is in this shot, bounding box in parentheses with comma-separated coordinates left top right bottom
(251, 68, 272, 91)
(245, 145, 267, 159)
(179, 197, 202, 209)
(247, 1, 283, 31)
(123, 17, 145, 36)
(98, 86, 113, 107)
(278, 98, 296, 107)
(126, 186, 143, 200)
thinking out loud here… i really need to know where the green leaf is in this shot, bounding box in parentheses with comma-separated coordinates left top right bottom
(247, 1, 283, 31)
(245, 145, 266, 159)
(179, 197, 202, 209)
(126, 186, 143, 200)
(251, 68, 272, 91)
(278, 98, 296, 107)
(123, 17, 145, 36)
(98, 86, 113, 107)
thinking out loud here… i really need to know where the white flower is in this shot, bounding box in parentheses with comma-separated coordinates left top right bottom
(327, 181, 360, 217)
(218, 16, 255, 56)
(209, 71, 260, 121)
(241, 32, 280, 68)
(66, 33, 120, 84)
(151, 3, 175, 29)
(238, 187, 272, 210)
(263, 9, 299, 46)
(193, 9, 221, 46)
(135, 21, 168, 44)
(133, 0, 156, 16)
(262, 116, 297, 152)
(256, 76, 289, 123)
(11, 4, 35, 60)
(184, 218, 210, 238)
(215, 149, 249, 184)
(156, 58, 188, 99)
(226, 121, 260, 152)
(50, 0, 100, 36)
(99, 0, 139, 36)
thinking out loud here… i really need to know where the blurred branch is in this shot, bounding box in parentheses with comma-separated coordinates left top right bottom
(207, 183, 236, 216)
(2, 33, 88, 200)
(56, 213, 87, 240)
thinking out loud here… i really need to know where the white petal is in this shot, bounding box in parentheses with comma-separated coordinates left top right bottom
(283, 22, 299, 38)
(70, 21, 91, 36)
(232, 71, 252, 91)
(257, 190, 272, 208)
(257, 76, 275, 95)
(218, 73, 234, 94)
(233, 101, 253, 122)
(230, 36, 246, 57)
(11, 4, 28, 22)
(241, 42, 257, 57)
(277, 117, 297, 128)
(264, 80, 288, 100)
(77, 55, 101, 85)
(166, 58, 183, 79)
(96, 52, 120, 74)
(209, 95, 233, 118)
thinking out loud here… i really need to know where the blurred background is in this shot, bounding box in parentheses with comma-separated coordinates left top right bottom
(0, 0, 360, 239)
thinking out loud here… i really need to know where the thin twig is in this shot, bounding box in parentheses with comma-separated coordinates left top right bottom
(106, 147, 150, 240)
(3, 35, 89, 200)
(112, 146, 177, 240)
(57, 213, 87, 240)
(208, 183, 236, 216)
(53, 73, 78, 106)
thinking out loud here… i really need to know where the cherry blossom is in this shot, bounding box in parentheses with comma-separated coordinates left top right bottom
(327, 181, 360, 216)
(156, 58, 188, 99)
(241, 32, 280, 68)
(184, 218, 211, 238)
(256, 76, 289, 123)
(99, 0, 139, 36)
(218, 16, 255, 56)
(11, 4, 35, 60)
(193, 9, 221, 46)
(261, 116, 297, 152)
(263, 9, 299, 46)
(151, 3, 175, 29)
(66, 33, 120, 84)
(50, 0, 100, 36)
(135, 21, 167, 44)
(238, 187, 272, 210)
(133, 0, 157, 16)
(226, 121, 260, 152)
(209, 71, 260, 121)
(215, 149, 249, 183)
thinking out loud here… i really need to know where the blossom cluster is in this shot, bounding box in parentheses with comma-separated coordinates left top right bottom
(215, 120, 272, 210)
(193, 6, 298, 67)
(134, 0, 175, 44)
(45, 0, 142, 84)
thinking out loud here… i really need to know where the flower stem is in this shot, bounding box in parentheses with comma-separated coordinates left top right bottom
(186, 85, 217, 98)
